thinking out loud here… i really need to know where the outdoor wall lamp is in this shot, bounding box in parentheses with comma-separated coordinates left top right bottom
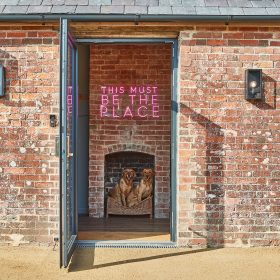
(0, 65, 5, 97)
(245, 69, 262, 100)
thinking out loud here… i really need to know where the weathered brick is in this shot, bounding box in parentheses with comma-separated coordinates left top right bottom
(178, 26, 280, 247)
(0, 26, 59, 245)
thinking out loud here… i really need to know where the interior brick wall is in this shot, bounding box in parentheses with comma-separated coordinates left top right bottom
(0, 27, 59, 245)
(89, 44, 172, 218)
(178, 26, 280, 247)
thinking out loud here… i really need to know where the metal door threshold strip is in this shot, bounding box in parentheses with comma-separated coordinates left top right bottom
(77, 241, 177, 248)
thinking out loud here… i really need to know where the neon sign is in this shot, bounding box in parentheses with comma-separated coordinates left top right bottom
(100, 86, 159, 118)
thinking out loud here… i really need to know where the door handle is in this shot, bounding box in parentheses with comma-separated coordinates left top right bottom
(67, 136, 73, 157)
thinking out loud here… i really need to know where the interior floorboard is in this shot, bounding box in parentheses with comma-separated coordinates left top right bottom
(78, 216, 170, 241)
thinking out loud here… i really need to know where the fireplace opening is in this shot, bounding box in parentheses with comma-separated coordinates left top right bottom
(104, 151, 155, 217)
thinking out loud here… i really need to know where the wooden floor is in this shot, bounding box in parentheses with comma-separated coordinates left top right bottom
(78, 216, 170, 241)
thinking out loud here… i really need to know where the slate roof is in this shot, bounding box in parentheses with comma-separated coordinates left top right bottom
(0, 0, 279, 16)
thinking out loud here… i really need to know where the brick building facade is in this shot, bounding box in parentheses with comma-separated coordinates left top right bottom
(0, 1, 279, 253)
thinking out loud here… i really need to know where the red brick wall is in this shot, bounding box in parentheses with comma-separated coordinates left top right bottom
(178, 26, 280, 247)
(89, 44, 172, 218)
(0, 27, 59, 245)
(0, 24, 279, 248)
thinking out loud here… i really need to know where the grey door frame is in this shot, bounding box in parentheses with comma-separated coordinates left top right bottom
(74, 38, 179, 248)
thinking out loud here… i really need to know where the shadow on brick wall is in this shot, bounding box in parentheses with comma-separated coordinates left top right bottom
(180, 103, 225, 247)
(0, 50, 20, 243)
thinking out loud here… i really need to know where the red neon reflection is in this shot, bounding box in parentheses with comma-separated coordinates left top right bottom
(67, 86, 72, 115)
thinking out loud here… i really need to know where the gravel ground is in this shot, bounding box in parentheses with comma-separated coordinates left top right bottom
(0, 245, 280, 280)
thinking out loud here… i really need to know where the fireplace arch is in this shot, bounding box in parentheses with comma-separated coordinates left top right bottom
(105, 143, 156, 156)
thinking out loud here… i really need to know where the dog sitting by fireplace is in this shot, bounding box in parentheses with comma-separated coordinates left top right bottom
(107, 168, 155, 216)
(108, 168, 136, 207)
(127, 168, 155, 207)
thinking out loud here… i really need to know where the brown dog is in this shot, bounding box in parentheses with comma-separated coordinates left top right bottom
(108, 168, 136, 206)
(127, 168, 155, 207)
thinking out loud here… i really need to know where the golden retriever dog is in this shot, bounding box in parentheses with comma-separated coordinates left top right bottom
(127, 168, 155, 207)
(108, 168, 136, 206)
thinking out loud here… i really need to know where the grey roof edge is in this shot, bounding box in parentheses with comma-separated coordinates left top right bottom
(0, 14, 280, 21)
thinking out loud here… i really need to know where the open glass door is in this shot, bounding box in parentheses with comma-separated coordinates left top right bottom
(59, 18, 78, 268)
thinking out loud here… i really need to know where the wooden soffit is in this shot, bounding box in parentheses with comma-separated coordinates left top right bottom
(69, 20, 280, 39)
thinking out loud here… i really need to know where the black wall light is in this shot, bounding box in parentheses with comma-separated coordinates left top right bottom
(0, 65, 5, 97)
(245, 69, 262, 100)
